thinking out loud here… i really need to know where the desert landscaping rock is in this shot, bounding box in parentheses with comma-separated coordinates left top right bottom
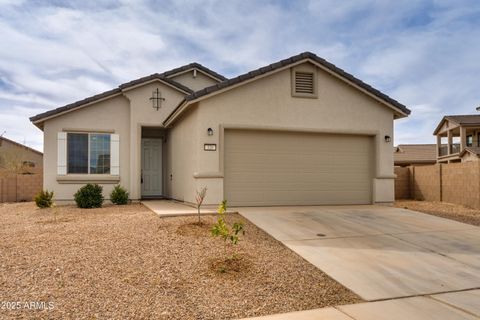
(0, 203, 360, 319)
(395, 200, 480, 226)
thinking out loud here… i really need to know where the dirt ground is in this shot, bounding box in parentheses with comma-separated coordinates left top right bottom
(395, 200, 480, 226)
(0, 203, 360, 320)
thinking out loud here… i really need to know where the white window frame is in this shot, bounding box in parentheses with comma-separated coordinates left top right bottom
(66, 132, 111, 175)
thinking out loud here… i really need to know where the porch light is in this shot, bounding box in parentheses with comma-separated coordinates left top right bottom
(150, 88, 165, 111)
(384, 135, 391, 142)
(207, 128, 214, 136)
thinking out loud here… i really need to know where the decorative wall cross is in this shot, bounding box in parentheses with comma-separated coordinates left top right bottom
(150, 88, 165, 111)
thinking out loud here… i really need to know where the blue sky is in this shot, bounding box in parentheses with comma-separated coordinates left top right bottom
(1, 0, 479, 151)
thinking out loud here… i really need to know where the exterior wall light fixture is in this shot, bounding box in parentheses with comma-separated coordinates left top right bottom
(384, 135, 391, 142)
(207, 128, 214, 136)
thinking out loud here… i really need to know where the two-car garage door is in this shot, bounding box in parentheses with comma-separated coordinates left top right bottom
(224, 129, 374, 206)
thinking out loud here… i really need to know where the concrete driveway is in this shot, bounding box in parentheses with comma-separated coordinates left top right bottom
(238, 205, 480, 301)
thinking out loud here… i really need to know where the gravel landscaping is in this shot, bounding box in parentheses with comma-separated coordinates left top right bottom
(395, 200, 480, 226)
(0, 202, 360, 319)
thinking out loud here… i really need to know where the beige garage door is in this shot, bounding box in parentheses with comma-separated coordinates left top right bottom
(224, 129, 374, 206)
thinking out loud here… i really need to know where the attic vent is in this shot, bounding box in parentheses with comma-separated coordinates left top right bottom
(295, 72, 314, 94)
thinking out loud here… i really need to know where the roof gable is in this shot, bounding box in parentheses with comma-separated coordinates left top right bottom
(30, 62, 224, 127)
(164, 51, 411, 126)
(433, 114, 480, 135)
(460, 146, 480, 157)
(162, 62, 227, 82)
(0, 136, 43, 155)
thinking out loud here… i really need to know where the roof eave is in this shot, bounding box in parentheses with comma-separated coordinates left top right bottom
(433, 116, 448, 135)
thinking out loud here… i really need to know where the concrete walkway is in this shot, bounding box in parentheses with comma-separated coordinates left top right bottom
(240, 289, 480, 320)
(238, 205, 480, 301)
(141, 200, 218, 217)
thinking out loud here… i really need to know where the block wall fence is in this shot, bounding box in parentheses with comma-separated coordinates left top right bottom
(394, 162, 480, 208)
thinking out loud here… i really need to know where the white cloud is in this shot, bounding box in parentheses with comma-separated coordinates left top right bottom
(0, 0, 479, 150)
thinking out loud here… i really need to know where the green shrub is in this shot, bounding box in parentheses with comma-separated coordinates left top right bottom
(34, 190, 54, 208)
(74, 183, 104, 208)
(110, 185, 129, 205)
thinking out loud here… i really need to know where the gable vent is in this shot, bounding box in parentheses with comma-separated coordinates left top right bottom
(295, 72, 314, 94)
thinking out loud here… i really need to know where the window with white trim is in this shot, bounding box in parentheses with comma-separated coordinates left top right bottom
(67, 133, 111, 174)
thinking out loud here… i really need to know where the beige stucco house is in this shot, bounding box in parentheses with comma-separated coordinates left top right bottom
(30, 52, 410, 205)
(434, 115, 480, 163)
(394, 144, 436, 167)
(0, 136, 43, 173)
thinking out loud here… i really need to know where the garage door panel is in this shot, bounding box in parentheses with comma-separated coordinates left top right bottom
(225, 129, 374, 206)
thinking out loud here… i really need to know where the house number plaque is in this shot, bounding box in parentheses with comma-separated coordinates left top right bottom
(204, 144, 217, 151)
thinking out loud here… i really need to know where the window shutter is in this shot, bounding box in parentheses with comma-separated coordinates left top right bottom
(295, 72, 314, 94)
(110, 134, 120, 175)
(57, 132, 67, 175)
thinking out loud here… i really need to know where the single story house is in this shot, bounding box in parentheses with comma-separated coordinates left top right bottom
(393, 144, 436, 167)
(30, 52, 410, 206)
(0, 136, 43, 173)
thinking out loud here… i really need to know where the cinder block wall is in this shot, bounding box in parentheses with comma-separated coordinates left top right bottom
(411, 164, 441, 201)
(441, 162, 480, 208)
(395, 162, 480, 209)
(0, 172, 43, 203)
(394, 166, 410, 199)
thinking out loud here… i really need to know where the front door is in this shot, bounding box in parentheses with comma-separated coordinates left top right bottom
(141, 138, 163, 197)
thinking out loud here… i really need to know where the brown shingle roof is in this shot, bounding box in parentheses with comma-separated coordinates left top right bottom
(445, 115, 480, 125)
(433, 115, 480, 134)
(183, 51, 411, 115)
(460, 146, 480, 156)
(30, 63, 225, 125)
(394, 144, 436, 165)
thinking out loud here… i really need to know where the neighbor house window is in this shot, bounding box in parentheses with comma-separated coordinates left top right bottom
(467, 135, 473, 147)
(67, 133, 110, 174)
(22, 161, 35, 168)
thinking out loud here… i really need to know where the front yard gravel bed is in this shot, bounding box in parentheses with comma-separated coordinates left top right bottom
(0, 203, 360, 319)
(395, 200, 480, 226)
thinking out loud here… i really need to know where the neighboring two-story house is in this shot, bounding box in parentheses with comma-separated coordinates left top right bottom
(434, 115, 480, 163)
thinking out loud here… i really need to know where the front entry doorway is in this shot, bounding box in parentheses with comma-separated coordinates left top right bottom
(141, 138, 163, 197)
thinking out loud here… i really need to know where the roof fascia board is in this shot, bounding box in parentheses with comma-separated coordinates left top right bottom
(164, 99, 188, 127)
(165, 58, 407, 126)
(308, 59, 408, 118)
(433, 117, 447, 135)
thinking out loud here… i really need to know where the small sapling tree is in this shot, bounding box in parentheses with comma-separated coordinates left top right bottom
(195, 187, 207, 224)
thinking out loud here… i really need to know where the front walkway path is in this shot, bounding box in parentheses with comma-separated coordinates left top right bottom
(141, 200, 217, 217)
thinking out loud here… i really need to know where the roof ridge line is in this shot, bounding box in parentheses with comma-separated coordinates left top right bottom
(182, 51, 410, 116)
